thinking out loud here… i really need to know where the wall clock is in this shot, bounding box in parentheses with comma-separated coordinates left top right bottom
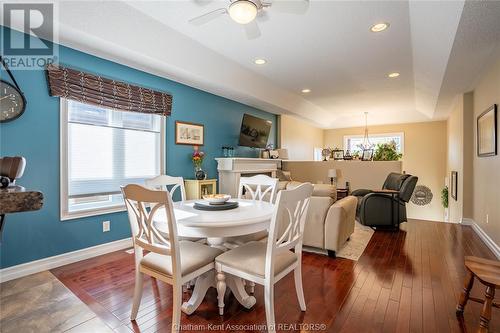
(0, 57, 27, 123)
(411, 185, 433, 206)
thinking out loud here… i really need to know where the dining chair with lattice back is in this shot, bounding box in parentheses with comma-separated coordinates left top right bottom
(145, 175, 187, 202)
(235, 174, 279, 293)
(145, 175, 201, 245)
(215, 183, 314, 333)
(121, 184, 222, 332)
(238, 174, 279, 203)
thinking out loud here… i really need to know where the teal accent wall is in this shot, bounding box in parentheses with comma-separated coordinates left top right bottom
(0, 27, 276, 268)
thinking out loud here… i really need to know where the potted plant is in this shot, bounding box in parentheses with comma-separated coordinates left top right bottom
(441, 186, 449, 209)
(372, 141, 402, 161)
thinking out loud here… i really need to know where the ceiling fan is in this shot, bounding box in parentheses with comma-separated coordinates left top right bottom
(189, 0, 309, 39)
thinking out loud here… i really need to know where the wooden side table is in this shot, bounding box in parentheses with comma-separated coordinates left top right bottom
(184, 179, 217, 200)
(0, 186, 44, 242)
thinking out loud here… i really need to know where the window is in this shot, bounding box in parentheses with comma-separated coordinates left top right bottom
(343, 132, 404, 155)
(61, 99, 165, 220)
(313, 147, 323, 161)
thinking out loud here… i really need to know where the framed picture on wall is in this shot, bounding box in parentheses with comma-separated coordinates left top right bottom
(175, 121, 204, 145)
(477, 104, 497, 157)
(451, 171, 458, 201)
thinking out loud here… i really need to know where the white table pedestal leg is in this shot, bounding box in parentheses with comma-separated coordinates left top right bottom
(225, 274, 256, 309)
(181, 271, 214, 315)
(206, 237, 228, 251)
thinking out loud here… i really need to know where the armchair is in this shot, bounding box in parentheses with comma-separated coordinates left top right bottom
(352, 173, 418, 228)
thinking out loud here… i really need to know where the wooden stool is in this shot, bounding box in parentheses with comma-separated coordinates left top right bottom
(456, 256, 500, 333)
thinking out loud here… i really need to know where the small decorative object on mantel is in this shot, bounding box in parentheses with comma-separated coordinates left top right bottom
(192, 146, 207, 180)
(221, 146, 235, 157)
(343, 150, 353, 160)
(411, 185, 433, 206)
(0, 56, 27, 123)
(332, 148, 344, 160)
(321, 148, 331, 161)
(477, 104, 497, 157)
(361, 149, 374, 161)
(451, 171, 458, 201)
(269, 149, 280, 159)
(176, 121, 204, 145)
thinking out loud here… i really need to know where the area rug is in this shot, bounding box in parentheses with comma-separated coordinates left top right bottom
(303, 222, 374, 261)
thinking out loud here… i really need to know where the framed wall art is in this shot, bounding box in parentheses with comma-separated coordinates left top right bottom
(451, 171, 458, 201)
(477, 104, 497, 157)
(175, 121, 204, 146)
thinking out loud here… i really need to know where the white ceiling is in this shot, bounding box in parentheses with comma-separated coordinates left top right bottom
(9, 0, 500, 128)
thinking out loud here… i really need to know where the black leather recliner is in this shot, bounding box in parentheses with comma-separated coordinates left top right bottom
(352, 173, 418, 228)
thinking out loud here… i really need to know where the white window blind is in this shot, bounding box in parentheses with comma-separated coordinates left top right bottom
(61, 99, 164, 219)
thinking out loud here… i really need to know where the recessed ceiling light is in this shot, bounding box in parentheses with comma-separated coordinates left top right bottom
(301, 89, 311, 93)
(370, 22, 390, 33)
(387, 72, 400, 78)
(254, 58, 266, 65)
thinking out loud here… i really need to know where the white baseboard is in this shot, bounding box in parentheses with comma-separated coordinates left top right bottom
(461, 218, 474, 225)
(461, 218, 500, 259)
(0, 237, 133, 283)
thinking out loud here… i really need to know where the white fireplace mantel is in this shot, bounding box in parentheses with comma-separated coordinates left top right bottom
(215, 158, 282, 197)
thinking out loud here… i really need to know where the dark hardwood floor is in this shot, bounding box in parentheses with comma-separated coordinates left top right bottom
(51, 220, 500, 332)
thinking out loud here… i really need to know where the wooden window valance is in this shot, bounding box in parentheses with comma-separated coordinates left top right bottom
(46, 64, 172, 116)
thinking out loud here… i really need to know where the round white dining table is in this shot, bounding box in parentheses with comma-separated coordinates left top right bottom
(153, 199, 275, 315)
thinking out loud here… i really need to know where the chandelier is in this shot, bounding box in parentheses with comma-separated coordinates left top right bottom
(361, 112, 373, 150)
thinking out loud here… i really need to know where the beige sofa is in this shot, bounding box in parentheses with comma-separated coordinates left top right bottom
(280, 181, 358, 257)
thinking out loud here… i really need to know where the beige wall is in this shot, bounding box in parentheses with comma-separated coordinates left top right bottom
(279, 115, 323, 160)
(472, 57, 500, 246)
(447, 97, 465, 223)
(447, 93, 474, 223)
(324, 121, 448, 222)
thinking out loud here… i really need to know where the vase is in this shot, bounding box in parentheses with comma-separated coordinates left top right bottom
(194, 167, 206, 180)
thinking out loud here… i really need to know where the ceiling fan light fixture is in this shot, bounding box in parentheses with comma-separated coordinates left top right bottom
(301, 89, 311, 93)
(387, 72, 400, 78)
(254, 58, 267, 65)
(229, 0, 258, 25)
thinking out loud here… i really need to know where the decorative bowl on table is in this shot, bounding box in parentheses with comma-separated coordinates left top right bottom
(202, 194, 231, 205)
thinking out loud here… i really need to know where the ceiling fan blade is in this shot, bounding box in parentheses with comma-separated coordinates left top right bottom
(244, 20, 261, 39)
(193, 0, 213, 6)
(271, 0, 309, 14)
(256, 10, 270, 22)
(189, 8, 227, 26)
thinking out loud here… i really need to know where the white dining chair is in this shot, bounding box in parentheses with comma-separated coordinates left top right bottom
(233, 174, 280, 293)
(215, 183, 314, 332)
(145, 175, 186, 201)
(121, 184, 222, 332)
(238, 174, 279, 203)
